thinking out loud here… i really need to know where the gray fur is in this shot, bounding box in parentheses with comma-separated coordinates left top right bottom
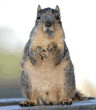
(20, 40, 30, 68)
(20, 70, 32, 100)
(19, 6, 86, 106)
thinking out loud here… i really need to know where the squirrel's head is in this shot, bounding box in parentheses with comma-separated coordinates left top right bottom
(35, 5, 62, 38)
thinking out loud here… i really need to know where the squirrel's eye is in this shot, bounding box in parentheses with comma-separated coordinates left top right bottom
(37, 15, 41, 20)
(56, 15, 60, 20)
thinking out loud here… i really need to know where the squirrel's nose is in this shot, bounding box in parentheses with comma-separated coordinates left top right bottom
(45, 21, 52, 27)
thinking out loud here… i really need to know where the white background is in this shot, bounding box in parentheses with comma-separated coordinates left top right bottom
(0, 0, 96, 90)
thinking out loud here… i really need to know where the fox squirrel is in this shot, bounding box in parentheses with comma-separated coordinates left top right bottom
(19, 5, 93, 107)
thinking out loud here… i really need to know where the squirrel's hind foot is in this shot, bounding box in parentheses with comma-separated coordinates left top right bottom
(19, 100, 37, 107)
(59, 99, 72, 105)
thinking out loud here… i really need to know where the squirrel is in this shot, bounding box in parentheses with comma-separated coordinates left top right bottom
(19, 5, 94, 107)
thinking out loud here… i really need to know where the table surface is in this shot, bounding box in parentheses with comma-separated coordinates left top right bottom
(0, 97, 96, 110)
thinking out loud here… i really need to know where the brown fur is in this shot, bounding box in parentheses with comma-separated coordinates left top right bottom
(19, 5, 93, 107)
(30, 22, 64, 51)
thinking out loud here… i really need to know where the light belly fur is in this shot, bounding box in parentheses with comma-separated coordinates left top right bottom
(23, 57, 67, 95)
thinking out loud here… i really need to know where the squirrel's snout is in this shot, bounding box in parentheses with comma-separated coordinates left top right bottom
(45, 21, 52, 27)
(43, 20, 54, 37)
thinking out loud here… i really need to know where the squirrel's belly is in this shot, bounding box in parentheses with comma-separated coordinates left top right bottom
(23, 58, 57, 89)
(23, 58, 66, 92)
(23, 58, 68, 103)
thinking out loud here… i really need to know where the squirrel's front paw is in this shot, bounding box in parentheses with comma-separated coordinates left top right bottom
(47, 42, 57, 51)
(29, 46, 47, 65)
(35, 46, 47, 60)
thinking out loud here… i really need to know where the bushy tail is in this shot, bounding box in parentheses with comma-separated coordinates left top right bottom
(72, 90, 94, 101)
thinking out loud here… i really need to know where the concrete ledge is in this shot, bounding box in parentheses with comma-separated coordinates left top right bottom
(0, 97, 96, 110)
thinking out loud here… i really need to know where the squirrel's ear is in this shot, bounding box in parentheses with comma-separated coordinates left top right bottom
(37, 5, 41, 13)
(55, 5, 61, 18)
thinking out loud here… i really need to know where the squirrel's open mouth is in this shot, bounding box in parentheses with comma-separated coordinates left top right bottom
(45, 30, 53, 37)
(43, 24, 54, 37)
(44, 28, 53, 37)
